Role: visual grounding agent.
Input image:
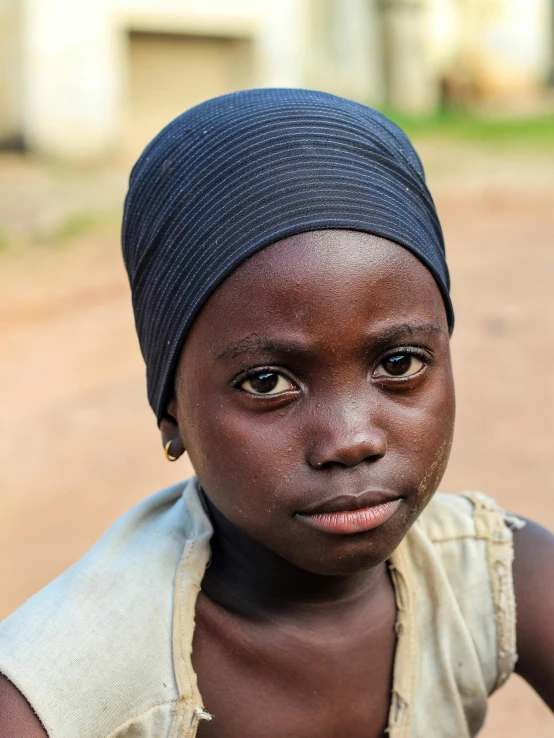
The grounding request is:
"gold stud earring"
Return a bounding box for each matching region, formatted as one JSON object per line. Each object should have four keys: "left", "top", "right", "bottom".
{"left": 164, "top": 439, "right": 179, "bottom": 462}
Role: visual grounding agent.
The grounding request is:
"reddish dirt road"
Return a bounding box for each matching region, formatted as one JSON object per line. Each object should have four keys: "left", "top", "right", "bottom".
{"left": 0, "top": 144, "right": 553, "bottom": 734}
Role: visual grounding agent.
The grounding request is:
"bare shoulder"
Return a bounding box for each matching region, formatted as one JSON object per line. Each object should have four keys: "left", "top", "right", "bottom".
{"left": 513, "top": 518, "right": 554, "bottom": 711}
{"left": 0, "top": 674, "right": 48, "bottom": 737}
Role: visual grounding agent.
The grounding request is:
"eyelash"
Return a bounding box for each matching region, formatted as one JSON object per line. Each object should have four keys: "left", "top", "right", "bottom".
{"left": 377, "top": 346, "right": 433, "bottom": 373}
{"left": 232, "top": 366, "right": 298, "bottom": 390}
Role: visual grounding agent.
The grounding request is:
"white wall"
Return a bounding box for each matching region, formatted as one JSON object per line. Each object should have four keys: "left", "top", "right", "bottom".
{"left": 21, "top": 0, "right": 120, "bottom": 157}
{"left": 455, "top": 0, "right": 552, "bottom": 96}
{"left": 0, "top": 0, "right": 23, "bottom": 144}
{"left": 303, "top": 0, "right": 386, "bottom": 105}
{"left": 425, "top": 0, "right": 461, "bottom": 74}
{"left": 18, "top": 0, "right": 312, "bottom": 158}
{"left": 474, "top": 0, "right": 552, "bottom": 92}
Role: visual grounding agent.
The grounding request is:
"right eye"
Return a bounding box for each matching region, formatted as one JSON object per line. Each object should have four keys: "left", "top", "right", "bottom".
{"left": 374, "top": 353, "right": 425, "bottom": 379}
{"left": 239, "top": 371, "right": 296, "bottom": 395}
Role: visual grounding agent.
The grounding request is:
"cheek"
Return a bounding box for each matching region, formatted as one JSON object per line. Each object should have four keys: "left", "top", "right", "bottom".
{"left": 180, "top": 395, "right": 298, "bottom": 513}
{"left": 389, "top": 371, "right": 455, "bottom": 498}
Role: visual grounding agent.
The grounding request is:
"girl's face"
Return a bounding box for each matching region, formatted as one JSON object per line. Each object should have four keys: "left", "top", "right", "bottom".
{"left": 169, "top": 230, "right": 455, "bottom": 576}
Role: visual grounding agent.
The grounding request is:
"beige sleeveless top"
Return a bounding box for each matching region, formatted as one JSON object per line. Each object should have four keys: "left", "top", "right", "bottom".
{"left": 0, "top": 478, "right": 522, "bottom": 737}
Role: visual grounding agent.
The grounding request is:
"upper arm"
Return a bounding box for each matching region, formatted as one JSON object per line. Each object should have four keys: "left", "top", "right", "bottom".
{"left": 0, "top": 673, "right": 48, "bottom": 737}
{"left": 513, "top": 517, "right": 554, "bottom": 711}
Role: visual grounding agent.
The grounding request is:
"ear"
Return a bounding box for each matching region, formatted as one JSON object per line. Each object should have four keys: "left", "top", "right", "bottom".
{"left": 159, "top": 398, "right": 185, "bottom": 461}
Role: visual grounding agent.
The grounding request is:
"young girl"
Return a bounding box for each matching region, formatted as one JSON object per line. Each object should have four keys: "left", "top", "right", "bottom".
{"left": 0, "top": 88, "right": 552, "bottom": 738}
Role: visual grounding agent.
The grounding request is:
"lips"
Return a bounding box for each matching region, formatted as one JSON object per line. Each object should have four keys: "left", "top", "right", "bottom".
{"left": 298, "top": 490, "right": 401, "bottom": 516}
{"left": 296, "top": 491, "right": 403, "bottom": 535}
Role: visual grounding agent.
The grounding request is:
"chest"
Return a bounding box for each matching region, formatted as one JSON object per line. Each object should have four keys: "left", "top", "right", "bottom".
{"left": 192, "top": 592, "right": 397, "bottom": 738}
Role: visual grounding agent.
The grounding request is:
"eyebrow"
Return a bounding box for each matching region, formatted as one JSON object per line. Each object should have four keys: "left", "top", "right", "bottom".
{"left": 217, "top": 334, "right": 311, "bottom": 361}
{"left": 372, "top": 322, "right": 443, "bottom": 347}
{"left": 217, "top": 322, "right": 443, "bottom": 361}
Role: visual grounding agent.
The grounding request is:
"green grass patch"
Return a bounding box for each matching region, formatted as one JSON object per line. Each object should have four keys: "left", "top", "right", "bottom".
{"left": 381, "top": 107, "right": 554, "bottom": 146}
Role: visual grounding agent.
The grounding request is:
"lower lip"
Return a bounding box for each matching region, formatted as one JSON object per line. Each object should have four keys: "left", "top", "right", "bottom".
{"left": 297, "top": 499, "right": 402, "bottom": 535}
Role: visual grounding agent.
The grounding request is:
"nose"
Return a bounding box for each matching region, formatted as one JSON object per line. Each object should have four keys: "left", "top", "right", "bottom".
{"left": 306, "top": 401, "right": 387, "bottom": 470}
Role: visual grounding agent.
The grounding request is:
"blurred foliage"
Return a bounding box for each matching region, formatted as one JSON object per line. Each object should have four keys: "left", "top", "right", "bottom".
{"left": 37, "top": 211, "right": 120, "bottom": 249}
{"left": 0, "top": 211, "right": 121, "bottom": 257}
{"left": 50, "top": 212, "right": 104, "bottom": 244}
{"left": 383, "top": 108, "right": 554, "bottom": 146}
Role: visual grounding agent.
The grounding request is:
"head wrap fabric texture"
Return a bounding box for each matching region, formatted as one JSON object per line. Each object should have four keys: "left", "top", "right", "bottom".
{"left": 122, "top": 88, "right": 453, "bottom": 422}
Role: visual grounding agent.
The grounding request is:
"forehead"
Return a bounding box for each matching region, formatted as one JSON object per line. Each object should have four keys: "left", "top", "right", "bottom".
{"left": 186, "top": 230, "right": 448, "bottom": 352}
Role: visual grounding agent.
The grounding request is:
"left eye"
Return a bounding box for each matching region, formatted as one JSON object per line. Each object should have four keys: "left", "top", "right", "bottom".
{"left": 240, "top": 371, "right": 295, "bottom": 395}
{"left": 374, "top": 354, "right": 424, "bottom": 378}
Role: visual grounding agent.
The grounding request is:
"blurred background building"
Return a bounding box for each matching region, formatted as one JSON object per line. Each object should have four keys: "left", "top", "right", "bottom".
{"left": 1, "top": 0, "right": 553, "bottom": 159}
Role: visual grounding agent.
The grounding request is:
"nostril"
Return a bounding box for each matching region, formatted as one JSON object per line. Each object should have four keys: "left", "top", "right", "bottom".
{"left": 309, "top": 449, "right": 385, "bottom": 472}
{"left": 312, "top": 459, "right": 334, "bottom": 471}
{"left": 315, "top": 460, "right": 345, "bottom": 472}
{"left": 307, "top": 429, "right": 387, "bottom": 470}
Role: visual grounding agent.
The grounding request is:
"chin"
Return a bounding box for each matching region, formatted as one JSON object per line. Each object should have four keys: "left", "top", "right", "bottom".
{"left": 287, "top": 539, "right": 395, "bottom": 577}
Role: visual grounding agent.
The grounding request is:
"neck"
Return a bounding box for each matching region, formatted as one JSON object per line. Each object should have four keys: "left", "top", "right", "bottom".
{"left": 200, "top": 494, "right": 390, "bottom": 621}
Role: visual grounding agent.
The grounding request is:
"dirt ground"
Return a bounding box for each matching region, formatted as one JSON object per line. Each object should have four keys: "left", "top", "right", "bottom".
{"left": 0, "top": 142, "right": 553, "bottom": 734}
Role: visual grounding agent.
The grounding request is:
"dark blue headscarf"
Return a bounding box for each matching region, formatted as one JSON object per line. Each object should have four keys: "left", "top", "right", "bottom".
{"left": 122, "top": 88, "right": 453, "bottom": 422}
